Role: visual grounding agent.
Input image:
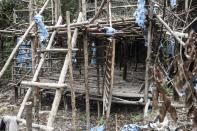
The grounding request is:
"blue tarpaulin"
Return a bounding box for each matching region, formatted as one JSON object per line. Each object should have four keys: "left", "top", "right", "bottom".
{"left": 90, "top": 125, "right": 104, "bottom": 131}
{"left": 170, "top": 0, "right": 176, "bottom": 7}
{"left": 103, "top": 27, "right": 117, "bottom": 36}
{"left": 16, "top": 37, "right": 32, "bottom": 67}
{"left": 133, "top": 0, "right": 147, "bottom": 28}
{"left": 34, "top": 14, "right": 49, "bottom": 42}
{"left": 121, "top": 124, "right": 140, "bottom": 131}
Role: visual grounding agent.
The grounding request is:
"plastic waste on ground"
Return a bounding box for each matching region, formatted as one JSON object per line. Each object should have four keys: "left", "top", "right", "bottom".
{"left": 90, "top": 125, "right": 105, "bottom": 131}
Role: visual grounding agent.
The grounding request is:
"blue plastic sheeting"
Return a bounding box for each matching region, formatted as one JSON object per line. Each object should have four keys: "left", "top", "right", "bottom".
{"left": 133, "top": 0, "right": 147, "bottom": 28}
{"left": 170, "top": 0, "right": 176, "bottom": 7}
{"left": 167, "top": 37, "right": 175, "bottom": 56}
{"left": 121, "top": 124, "right": 140, "bottom": 131}
{"left": 34, "top": 14, "right": 49, "bottom": 42}
{"left": 16, "top": 37, "right": 32, "bottom": 67}
{"left": 91, "top": 42, "right": 96, "bottom": 65}
{"left": 90, "top": 125, "right": 105, "bottom": 131}
{"left": 103, "top": 27, "right": 117, "bottom": 36}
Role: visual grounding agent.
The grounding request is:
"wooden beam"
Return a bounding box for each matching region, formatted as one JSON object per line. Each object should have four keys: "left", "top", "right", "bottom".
{"left": 21, "top": 81, "right": 67, "bottom": 89}
{"left": 37, "top": 48, "right": 78, "bottom": 53}
{"left": 0, "top": 0, "right": 51, "bottom": 79}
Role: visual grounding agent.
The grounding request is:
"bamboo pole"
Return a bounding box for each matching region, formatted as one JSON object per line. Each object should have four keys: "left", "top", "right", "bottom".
{"left": 0, "top": 0, "right": 51, "bottom": 79}
{"left": 106, "top": 39, "right": 115, "bottom": 118}
{"left": 17, "top": 16, "right": 63, "bottom": 118}
{"left": 84, "top": 31, "right": 90, "bottom": 131}
{"left": 82, "top": 0, "right": 86, "bottom": 20}
{"left": 156, "top": 15, "right": 186, "bottom": 46}
{"left": 108, "top": 0, "right": 112, "bottom": 27}
{"left": 66, "top": 11, "right": 77, "bottom": 130}
{"left": 144, "top": 2, "right": 153, "bottom": 103}
{"left": 47, "top": 12, "right": 83, "bottom": 127}
{"left": 26, "top": 102, "right": 32, "bottom": 131}
{"left": 29, "top": 0, "right": 33, "bottom": 24}
{"left": 21, "top": 81, "right": 67, "bottom": 88}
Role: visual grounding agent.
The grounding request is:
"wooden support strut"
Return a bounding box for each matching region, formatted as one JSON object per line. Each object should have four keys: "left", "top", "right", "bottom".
{"left": 0, "top": 0, "right": 51, "bottom": 79}
{"left": 21, "top": 81, "right": 67, "bottom": 89}
{"left": 47, "top": 12, "right": 83, "bottom": 127}
{"left": 17, "top": 16, "right": 63, "bottom": 119}
{"left": 66, "top": 11, "right": 77, "bottom": 130}
{"left": 156, "top": 15, "right": 186, "bottom": 46}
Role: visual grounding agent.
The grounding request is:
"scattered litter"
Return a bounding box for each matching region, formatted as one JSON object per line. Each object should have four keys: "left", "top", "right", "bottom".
{"left": 34, "top": 14, "right": 49, "bottom": 42}
{"left": 121, "top": 124, "right": 140, "bottom": 131}
{"left": 90, "top": 125, "right": 105, "bottom": 131}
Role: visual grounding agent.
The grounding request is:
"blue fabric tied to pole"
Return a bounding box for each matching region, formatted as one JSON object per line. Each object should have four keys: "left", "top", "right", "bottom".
{"left": 170, "top": 0, "right": 176, "bottom": 7}
{"left": 103, "top": 27, "right": 117, "bottom": 36}
{"left": 34, "top": 14, "right": 49, "bottom": 42}
{"left": 133, "top": 0, "right": 147, "bottom": 28}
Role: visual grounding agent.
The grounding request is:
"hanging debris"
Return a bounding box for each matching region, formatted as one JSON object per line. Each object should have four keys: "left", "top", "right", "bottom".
{"left": 133, "top": 0, "right": 147, "bottom": 28}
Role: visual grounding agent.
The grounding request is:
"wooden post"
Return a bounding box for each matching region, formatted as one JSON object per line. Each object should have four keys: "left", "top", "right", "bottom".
{"left": 82, "top": 0, "right": 86, "bottom": 20}
{"left": 47, "top": 13, "right": 83, "bottom": 127}
{"left": 54, "top": 0, "right": 61, "bottom": 22}
{"left": 108, "top": 0, "right": 112, "bottom": 27}
{"left": 31, "top": 29, "right": 40, "bottom": 123}
{"left": 0, "top": 0, "right": 51, "bottom": 79}
{"left": 96, "top": 42, "right": 100, "bottom": 118}
{"left": 29, "top": 0, "right": 33, "bottom": 24}
{"left": 51, "top": 0, "right": 54, "bottom": 24}
{"left": 185, "top": 0, "right": 188, "bottom": 10}
{"left": 66, "top": 11, "right": 77, "bottom": 131}
{"left": 106, "top": 39, "right": 115, "bottom": 118}
{"left": 26, "top": 102, "right": 32, "bottom": 131}
{"left": 78, "top": 0, "right": 82, "bottom": 12}
{"left": 84, "top": 32, "right": 90, "bottom": 131}
{"left": 95, "top": 0, "right": 97, "bottom": 14}
{"left": 123, "top": 40, "right": 127, "bottom": 80}
{"left": 144, "top": 1, "right": 153, "bottom": 103}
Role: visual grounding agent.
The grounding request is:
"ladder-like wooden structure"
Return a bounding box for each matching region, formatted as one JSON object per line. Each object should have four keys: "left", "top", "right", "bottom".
{"left": 103, "top": 39, "right": 115, "bottom": 118}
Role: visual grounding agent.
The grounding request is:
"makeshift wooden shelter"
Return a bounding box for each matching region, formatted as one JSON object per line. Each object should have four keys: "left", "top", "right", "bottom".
{"left": 0, "top": 0, "right": 196, "bottom": 130}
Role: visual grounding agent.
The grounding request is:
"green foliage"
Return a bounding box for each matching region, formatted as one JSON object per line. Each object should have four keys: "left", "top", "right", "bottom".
{"left": 0, "top": 0, "right": 15, "bottom": 29}
{"left": 61, "top": 0, "right": 79, "bottom": 20}
{"left": 96, "top": 116, "right": 105, "bottom": 125}
{"left": 130, "top": 113, "right": 141, "bottom": 122}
